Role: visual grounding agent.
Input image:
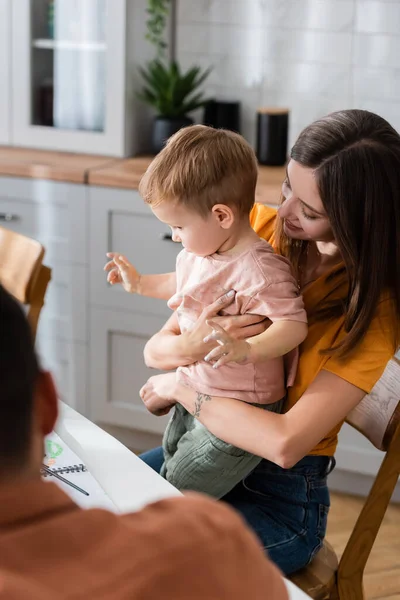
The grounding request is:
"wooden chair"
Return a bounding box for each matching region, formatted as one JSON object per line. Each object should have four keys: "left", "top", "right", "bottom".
{"left": 289, "top": 357, "right": 400, "bottom": 600}
{"left": 0, "top": 226, "right": 51, "bottom": 340}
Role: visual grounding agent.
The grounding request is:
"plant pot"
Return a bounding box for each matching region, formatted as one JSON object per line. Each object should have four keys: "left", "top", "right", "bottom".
{"left": 152, "top": 116, "right": 194, "bottom": 154}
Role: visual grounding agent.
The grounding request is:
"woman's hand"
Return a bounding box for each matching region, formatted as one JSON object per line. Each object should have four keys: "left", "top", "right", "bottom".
{"left": 143, "top": 290, "right": 269, "bottom": 372}
{"left": 204, "top": 321, "right": 252, "bottom": 368}
{"left": 140, "top": 373, "right": 178, "bottom": 416}
{"left": 184, "top": 291, "right": 269, "bottom": 361}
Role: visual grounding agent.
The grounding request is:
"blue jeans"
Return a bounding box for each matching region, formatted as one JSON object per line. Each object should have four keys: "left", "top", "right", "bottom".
{"left": 140, "top": 446, "right": 335, "bottom": 576}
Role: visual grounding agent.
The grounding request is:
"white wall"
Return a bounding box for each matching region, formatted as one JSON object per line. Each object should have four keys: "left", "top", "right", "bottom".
{"left": 176, "top": 0, "right": 400, "bottom": 148}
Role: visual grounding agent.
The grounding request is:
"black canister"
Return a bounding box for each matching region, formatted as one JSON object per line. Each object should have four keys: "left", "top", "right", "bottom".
{"left": 203, "top": 100, "right": 241, "bottom": 133}
{"left": 256, "top": 108, "right": 289, "bottom": 166}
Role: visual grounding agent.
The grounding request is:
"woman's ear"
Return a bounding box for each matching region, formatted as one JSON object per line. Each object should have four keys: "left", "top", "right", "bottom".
{"left": 211, "top": 204, "right": 235, "bottom": 229}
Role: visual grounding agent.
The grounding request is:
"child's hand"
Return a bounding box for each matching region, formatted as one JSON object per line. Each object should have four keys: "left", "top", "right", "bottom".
{"left": 104, "top": 253, "right": 141, "bottom": 294}
{"left": 203, "top": 321, "right": 252, "bottom": 368}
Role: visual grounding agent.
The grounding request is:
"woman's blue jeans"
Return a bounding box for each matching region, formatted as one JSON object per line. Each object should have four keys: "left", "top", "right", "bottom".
{"left": 140, "top": 446, "right": 335, "bottom": 576}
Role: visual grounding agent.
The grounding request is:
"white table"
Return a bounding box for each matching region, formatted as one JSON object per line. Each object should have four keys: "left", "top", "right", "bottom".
{"left": 56, "top": 402, "right": 310, "bottom": 600}
{"left": 55, "top": 402, "right": 181, "bottom": 513}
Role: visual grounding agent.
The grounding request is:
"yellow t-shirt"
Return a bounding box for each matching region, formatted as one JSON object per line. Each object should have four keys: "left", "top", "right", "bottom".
{"left": 250, "top": 204, "right": 395, "bottom": 456}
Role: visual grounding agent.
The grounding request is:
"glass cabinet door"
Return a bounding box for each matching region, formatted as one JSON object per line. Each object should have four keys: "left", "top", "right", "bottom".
{"left": 0, "top": 0, "right": 11, "bottom": 144}
{"left": 12, "top": 0, "right": 127, "bottom": 155}
{"left": 31, "top": 0, "right": 106, "bottom": 132}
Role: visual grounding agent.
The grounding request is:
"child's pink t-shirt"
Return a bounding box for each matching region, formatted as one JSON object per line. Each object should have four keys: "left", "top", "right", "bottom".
{"left": 168, "top": 239, "right": 307, "bottom": 405}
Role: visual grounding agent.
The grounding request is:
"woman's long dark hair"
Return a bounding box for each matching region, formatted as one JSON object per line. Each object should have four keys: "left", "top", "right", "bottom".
{"left": 276, "top": 109, "right": 400, "bottom": 357}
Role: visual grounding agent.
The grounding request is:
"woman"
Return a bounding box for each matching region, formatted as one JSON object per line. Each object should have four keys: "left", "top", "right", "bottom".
{"left": 111, "top": 110, "right": 400, "bottom": 575}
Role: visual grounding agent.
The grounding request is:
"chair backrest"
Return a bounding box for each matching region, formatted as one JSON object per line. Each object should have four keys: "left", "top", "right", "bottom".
{"left": 338, "top": 357, "right": 400, "bottom": 598}
{"left": 346, "top": 357, "right": 400, "bottom": 451}
{"left": 0, "top": 226, "right": 51, "bottom": 340}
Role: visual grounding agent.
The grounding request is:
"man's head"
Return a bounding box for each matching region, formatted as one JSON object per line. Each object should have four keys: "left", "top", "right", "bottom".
{"left": 0, "top": 285, "right": 57, "bottom": 481}
{"left": 139, "top": 125, "right": 258, "bottom": 256}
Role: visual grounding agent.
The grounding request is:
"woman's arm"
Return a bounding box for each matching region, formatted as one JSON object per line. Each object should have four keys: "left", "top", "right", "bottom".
{"left": 144, "top": 292, "right": 270, "bottom": 371}
{"left": 141, "top": 370, "right": 365, "bottom": 468}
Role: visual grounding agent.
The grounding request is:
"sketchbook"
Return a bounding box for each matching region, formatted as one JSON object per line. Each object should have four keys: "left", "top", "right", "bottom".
{"left": 43, "top": 431, "right": 118, "bottom": 512}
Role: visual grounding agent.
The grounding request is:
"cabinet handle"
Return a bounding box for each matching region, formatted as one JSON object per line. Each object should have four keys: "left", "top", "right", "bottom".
{"left": 161, "top": 232, "right": 173, "bottom": 241}
{"left": 0, "top": 213, "right": 19, "bottom": 222}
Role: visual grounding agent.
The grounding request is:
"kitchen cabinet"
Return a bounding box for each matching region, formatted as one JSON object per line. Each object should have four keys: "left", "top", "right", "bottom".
{"left": 8, "top": 0, "right": 148, "bottom": 156}
{"left": 0, "top": 175, "right": 89, "bottom": 411}
{"left": 0, "top": 0, "right": 11, "bottom": 144}
{"left": 89, "top": 307, "right": 169, "bottom": 433}
{"left": 89, "top": 186, "right": 181, "bottom": 317}
{"left": 88, "top": 185, "right": 181, "bottom": 434}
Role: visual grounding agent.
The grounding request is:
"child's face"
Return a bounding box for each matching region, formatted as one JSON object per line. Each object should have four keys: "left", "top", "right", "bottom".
{"left": 151, "top": 201, "right": 230, "bottom": 257}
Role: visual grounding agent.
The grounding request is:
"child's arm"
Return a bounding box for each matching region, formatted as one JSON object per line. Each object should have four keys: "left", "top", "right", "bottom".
{"left": 104, "top": 253, "right": 176, "bottom": 300}
{"left": 204, "top": 319, "right": 307, "bottom": 368}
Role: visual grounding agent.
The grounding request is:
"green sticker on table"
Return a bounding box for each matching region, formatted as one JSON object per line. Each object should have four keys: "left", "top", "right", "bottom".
{"left": 46, "top": 439, "right": 63, "bottom": 458}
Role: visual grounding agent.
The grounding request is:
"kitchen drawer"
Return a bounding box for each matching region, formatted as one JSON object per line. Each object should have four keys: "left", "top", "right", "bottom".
{"left": 89, "top": 186, "right": 180, "bottom": 317}
{"left": 36, "top": 335, "right": 88, "bottom": 414}
{"left": 0, "top": 176, "right": 88, "bottom": 265}
{"left": 37, "top": 263, "right": 88, "bottom": 343}
{"left": 89, "top": 307, "right": 169, "bottom": 434}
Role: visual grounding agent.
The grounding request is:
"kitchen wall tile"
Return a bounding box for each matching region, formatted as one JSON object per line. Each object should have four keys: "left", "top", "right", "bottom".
{"left": 177, "top": 0, "right": 265, "bottom": 28}
{"left": 350, "top": 97, "right": 400, "bottom": 131}
{"left": 263, "top": 30, "right": 352, "bottom": 65}
{"left": 263, "top": 90, "right": 352, "bottom": 147}
{"left": 178, "top": 23, "right": 264, "bottom": 59}
{"left": 355, "top": 1, "right": 400, "bottom": 35}
{"left": 176, "top": 24, "right": 210, "bottom": 54}
{"left": 353, "top": 33, "right": 400, "bottom": 68}
{"left": 263, "top": 62, "right": 351, "bottom": 98}
{"left": 175, "top": 0, "right": 399, "bottom": 150}
{"left": 262, "top": 0, "right": 355, "bottom": 32}
{"left": 178, "top": 0, "right": 355, "bottom": 31}
{"left": 208, "top": 24, "right": 264, "bottom": 58}
{"left": 353, "top": 67, "right": 400, "bottom": 101}
{"left": 179, "top": 53, "right": 264, "bottom": 88}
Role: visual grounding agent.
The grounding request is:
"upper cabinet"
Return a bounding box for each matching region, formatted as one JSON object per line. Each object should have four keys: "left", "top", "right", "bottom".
{"left": 8, "top": 0, "right": 145, "bottom": 156}
{"left": 0, "top": 0, "right": 11, "bottom": 145}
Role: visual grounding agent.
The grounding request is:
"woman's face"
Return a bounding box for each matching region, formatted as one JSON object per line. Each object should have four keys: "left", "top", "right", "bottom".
{"left": 278, "top": 160, "right": 334, "bottom": 242}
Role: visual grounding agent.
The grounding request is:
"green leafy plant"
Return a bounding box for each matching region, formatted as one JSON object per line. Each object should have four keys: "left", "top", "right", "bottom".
{"left": 139, "top": 0, "right": 212, "bottom": 118}
{"left": 138, "top": 60, "right": 212, "bottom": 118}
{"left": 145, "top": 0, "right": 170, "bottom": 59}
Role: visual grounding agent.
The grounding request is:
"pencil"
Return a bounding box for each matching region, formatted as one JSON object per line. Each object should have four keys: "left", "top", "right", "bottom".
{"left": 41, "top": 464, "right": 90, "bottom": 496}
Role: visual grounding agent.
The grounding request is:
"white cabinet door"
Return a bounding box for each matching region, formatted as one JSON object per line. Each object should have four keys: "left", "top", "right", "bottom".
{"left": 89, "top": 307, "right": 170, "bottom": 434}
{"left": 90, "top": 186, "right": 181, "bottom": 317}
{"left": 0, "top": 176, "right": 89, "bottom": 414}
{"left": 0, "top": 177, "right": 88, "bottom": 265}
{"left": 11, "top": 0, "right": 127, "bottom": 155}
{"left": 0, "top": 0, "right": 11, "bottom": 144}
{"left": 37, "top": 263, "right": 88, "bottom": 344}
{"left": 37, "top": 336, "right": 88, "bottom": 413}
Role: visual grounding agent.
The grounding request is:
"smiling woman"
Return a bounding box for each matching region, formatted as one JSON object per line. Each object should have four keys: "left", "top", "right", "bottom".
{"left": 127, "top": 109, "right": 400, "bottom": 576}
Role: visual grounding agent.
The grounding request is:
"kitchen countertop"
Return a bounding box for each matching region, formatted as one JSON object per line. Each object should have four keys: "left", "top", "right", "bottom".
{"left": 0, "top": 147, "right": 117, "bottom": 184}
{"left": 89, "top": 156, "right": 285, "bottom": 206}
{"left": 0, "top": 148, "right": 285, "bottom": 205}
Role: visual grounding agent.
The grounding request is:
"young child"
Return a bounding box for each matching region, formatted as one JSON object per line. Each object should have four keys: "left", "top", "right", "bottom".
{"left": 106, "top": 125, "right": 307, "bottom": 498}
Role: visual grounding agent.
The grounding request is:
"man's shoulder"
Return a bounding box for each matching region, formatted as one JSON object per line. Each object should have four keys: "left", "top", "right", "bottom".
{"left": 120, "top": 493, "right": 245, "bottom": 539}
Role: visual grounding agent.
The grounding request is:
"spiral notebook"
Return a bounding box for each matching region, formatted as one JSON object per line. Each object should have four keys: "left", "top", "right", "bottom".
{"left": 43, "top": 432, "right": 118, "bottom": 512}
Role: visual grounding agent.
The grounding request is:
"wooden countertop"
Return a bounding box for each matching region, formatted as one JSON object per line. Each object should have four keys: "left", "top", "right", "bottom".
{"left": 0, "top": 147, "right": 117, "bottom": 184}
{"left": 0, "top": 148, "right": 285, "bottom": 204}
{"left": 89, "top": 156, "right": 285, "bottom": 206}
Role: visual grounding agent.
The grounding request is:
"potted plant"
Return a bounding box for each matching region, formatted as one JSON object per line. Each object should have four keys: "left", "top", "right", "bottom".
{"left": 138, "top": 0, "right": 212, "bottom": 153}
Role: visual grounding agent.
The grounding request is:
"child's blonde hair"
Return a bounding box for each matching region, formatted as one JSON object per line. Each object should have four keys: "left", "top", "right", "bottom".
{"left": 139, "top": 125, "right": 258, "bottom": 217}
